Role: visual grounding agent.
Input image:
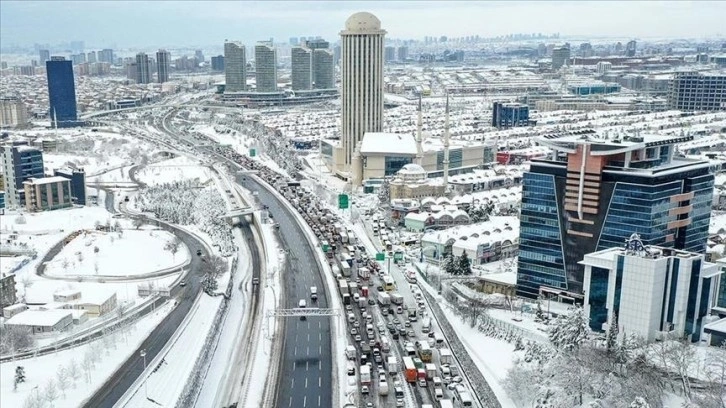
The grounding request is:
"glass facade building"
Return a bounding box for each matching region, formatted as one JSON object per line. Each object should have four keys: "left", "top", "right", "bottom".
{"left": 517, "top": 134, "right": 715, "bottom": 300}
{"left": 46, "top": 58, "right": 79, "bottom": 128}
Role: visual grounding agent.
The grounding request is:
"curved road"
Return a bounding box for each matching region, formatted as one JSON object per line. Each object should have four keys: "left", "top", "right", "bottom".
{"left": 237, "top": 175, "right": 333, "bottom": 408}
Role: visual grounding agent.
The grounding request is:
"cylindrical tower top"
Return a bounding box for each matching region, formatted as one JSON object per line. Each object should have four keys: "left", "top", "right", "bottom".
{"left": 342, "top": 12, "right": 386, "bottom": 34}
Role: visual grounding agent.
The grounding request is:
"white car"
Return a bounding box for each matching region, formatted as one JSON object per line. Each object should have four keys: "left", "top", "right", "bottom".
{"left": 361, "top": 385, "right": 369, "bottom": 394}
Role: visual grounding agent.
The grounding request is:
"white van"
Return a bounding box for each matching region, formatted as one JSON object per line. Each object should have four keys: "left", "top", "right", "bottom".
{"left": 299, "top": 299, "right": 307, "bottom": 321}
{"left": 434, "top": 388, "right": 443, "bottom": 400}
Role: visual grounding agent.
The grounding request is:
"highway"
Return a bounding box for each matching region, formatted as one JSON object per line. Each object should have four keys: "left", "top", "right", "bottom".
{"left": 237, "top": 175, "right": 333, "bottom": 408}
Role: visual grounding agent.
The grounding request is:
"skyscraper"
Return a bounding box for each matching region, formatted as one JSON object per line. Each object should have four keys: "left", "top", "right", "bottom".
{"left": 39, "top": 49, "right": 50, "bottom": 63}
{"left": 385, "top": 46, "right": 396, "bottom": 62}
{"left": 135, "top": 53, "right": 151, "bottom": 84}
{"left": 291, "top": 46, "right": 312, "bottom": 90}
{"left": 625, "top": 40, "right": 637, "bottom": 57}
{"left": 340, "top": 12, "right": 386, "bottom": 170}
{"left": 86, "top": 51, "right": 97, "bottom": 63}
{"left": 224, "top": 41, "right": 246, "bottom": 92}
{"left": 99, "top": 49, "right": 114, "bottom": 64}
{"left": 313, "top": 49, "right": 334, "bottom": 89}
{"left": 1, "top": 142, "right": 44, "bottom": 209}
{"left": 397, "top": 46, "right": 408, "bottom": 62}
{"left": 516, "top": 133, "right": 714, "bottom": 299}
{"left": 46, "top": 57, "right": 78, "bottom": 128}
{"left": 551, "top": 46, "right": 570, "bottom": 70}
{"left": 156, "top": 49, "right": 171, "bottom": 83}
{"left": 195, "top": 49, "right": 204, "bottom": 63}
{"left": 211, "top": 55, "right": 225, "bottom": 71}
{"left": 255, "top": 41, "right": 277, "bottom": 92}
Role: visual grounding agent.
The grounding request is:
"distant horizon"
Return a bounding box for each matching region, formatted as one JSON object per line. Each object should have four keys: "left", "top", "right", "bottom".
{"left": 1, "top": 1, "right": 725, "bottom": 49}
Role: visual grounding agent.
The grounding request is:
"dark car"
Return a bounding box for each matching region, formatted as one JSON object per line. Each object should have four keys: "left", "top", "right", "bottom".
{"left": 196, "top": 249, "right": 203, "bottom": 256}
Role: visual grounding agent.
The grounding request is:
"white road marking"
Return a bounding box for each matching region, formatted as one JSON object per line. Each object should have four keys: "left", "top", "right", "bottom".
{"left": 306, "top": 346, "right": 310, "bottom": 355}
{"left": 294, "top": 346, "right": 297, "bottom": 356}
{"left": 318, "top": 377, "right": 321, "bottom": 387}
{"left": 306, "top": 361, "right": 309, "bottom": 371}
{"left": 307, "top": 333, "right": 310, "bottom": 341}
{"left": 318, "top": 321, "right": 321, "bottom": 328}
{"left": 289, "top": 397, "right": 292, "bottom": 407}
{"left": 291, "top": 378, "right": 294, "bottom": 388}
{"left": 293, "top": 361, "right": 296, "bottom": 370}
{"left": 319, "top": 345, "right": 322, "bottom": 354}
{"left": 303, "top": 396, "right": 307, "bottom": 407}
{"left": 319, "top": 332, "right": 321, "bottom": 341}
{"left": 319, "top": 360, "right": 322, "bottom": 370}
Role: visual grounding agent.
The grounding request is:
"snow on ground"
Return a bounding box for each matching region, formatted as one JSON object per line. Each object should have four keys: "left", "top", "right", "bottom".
{"left": 43, "top": 228, "right": 189, "bottom": 278}
{"left": 0, "top": 301, "right": 174, "bottom": 408}
{"left": 88, "top": 165, "right": 135, "bottom": 183}
{"left": 135, "top": 156, "right": 212, "bottom": 186}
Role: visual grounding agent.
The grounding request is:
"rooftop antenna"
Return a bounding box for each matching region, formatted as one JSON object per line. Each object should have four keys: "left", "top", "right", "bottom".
{"left": 415, "top": 93, "right": 424, "bottom": 165}
{"left": 443, "top": 92, "right": 451, "bottom": 188}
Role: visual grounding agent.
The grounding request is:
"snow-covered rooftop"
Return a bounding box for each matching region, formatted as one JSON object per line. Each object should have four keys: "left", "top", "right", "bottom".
{"left": 360, "top": 132, "right": 417, "bottom": 156}
{"left": 5, "top": 309, "right": 72, "bottom": 327}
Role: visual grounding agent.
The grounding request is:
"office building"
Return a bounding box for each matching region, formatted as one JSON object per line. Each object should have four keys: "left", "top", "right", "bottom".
{"left": 596, "top": 61, "right": 612, "bottom": 75}
{"left": 291, "top": 46, "right": 313, "bottom": 90}
{"left": 582, "top": 237, "right": 721, "bottom": 342}
{"left": 46, "top": 57, "right": 79, "bottom": 128}
{"left": 70, "top": 53, "right": 86, "bottom": 65}
{"left": 211, "top": 55, "right": 224, "bottom": 71}
{"left": 516, "top": 133, "right": 714, "bottom": 299}
{"left": 385, "top": 46, "right": 396, "bottom": 62}
{"left": 0, "top": 97, "right": 29, "bottom": 128}
{"left": 668, "top": 71, "right": 726, "bottom": 111}
{"left": 313, "top": 49, "right": 334, "bottom": 89}
{"left": 255, "top": 41, "right": 277, "bottom": 92}
{"left": 39, "top": 49, "right": 50, "bottom": 63}
{"left": 305, "top": 38, "right": 330, "bottom": 50}
{"left": 20, "top": 66, "right": 34, "bottom": 76}
{"left": 492, "top": 102, "right": 530, "bottom": 128}
{"left": 0, "top": 274, "right": 17, "bottom": 310}
{"left": 333, "top": 45, "right": 341, "bottom": 65}
{"left": 86, "top": 51, "right": 97, "bottom": 63}
{"left": 340, "top": 12, "right": 386, "bottom": 171}
{"left": 625, "top": 40, "right": 637, "bottom": 57}
{"left": 224, "top": 41, "right": 246, "bottom": 92}
{"left": 1, "top": 142, "right": 44, "bottom": 209}
{"left": 398, "top": 46, "right": 409, "bottom": 62}
{"left": 23, "top": 176, "right": 72, "bottom": 212}
{"left": 551, "top": 46, "right": 570, "bottom": 70}
{"left": 99, "top": 49, "right": 114, "bottom": 64}
{"left": 54, "top": 168, "right": 86, "bottom": 205}
{"left": 195, "top": 50, "right": 204, "bottom": 63}
{"left": 579, "top": 43, "right": 593, "bottom": 58}
{"left": 156, "top": 49, "right": 170, "bottom": 83}
{"left": 135, "top": 53, "right": 151, "bottom": 84}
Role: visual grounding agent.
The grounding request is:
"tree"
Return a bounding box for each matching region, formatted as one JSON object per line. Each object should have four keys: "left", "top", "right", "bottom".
{"left": 441, "top": 253, "right": 457, "bottom": 275}
{"left": 548, "top": 306, "right": 589, "bottom": 352}
{"left": 14, "top": 366, "right": 25, "bottom": 391}
{"left": 606, "top": 311, "right": 619, "bottom": 354}
{"left": 67, "top": 358, "right": 81, "bottom": 388}
{"left": 458, "top": 252, "right": 472, "bottom": 275}
{"left": 1, "top": 325, "right": 35, "bottom": 355}
{"left": 629, "top": 397, "right": 651, "bottom": 408}
{"left": 693, "top": 341, "right": 726, "bottom": 408}
{"left": 164, "top": 236, "right": 182, "bottom": 260}
{"left": 113, "top": 220, "right": 121, "bottom": 232}
{"left": 56, "top": 366, "right": 70, "bottom": 399}
{"left": 133, "top": 218, "right": 144, "bottom": 229}
{"left": 202, "top": 274, "right": 218, "bottom": 295}
{"left": 202, "top": 255, "right": 227, "bottom": 278}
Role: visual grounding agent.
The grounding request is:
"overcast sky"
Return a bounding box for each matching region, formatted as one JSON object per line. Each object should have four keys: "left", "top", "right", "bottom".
{"left": 1, "top": 1, "right": 724, "bottom": 49}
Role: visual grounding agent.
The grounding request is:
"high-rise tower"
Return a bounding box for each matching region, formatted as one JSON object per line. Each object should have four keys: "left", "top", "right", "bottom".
{"left": 291, "top": 46, "right": 312, "bottom": 90}
{"left": 340, "top": 12, "right": 386, "bottom": 172}
{"left": 135, "top": 52, "right": 151, "bottom": 84}
{"left": 46, "top": 57, "right": 78, "bottom": 128}
{"left": 224, "top": 41, "right": 246, "bottom": 92}
{"left": 255, "top": 41, "right": 277, "bottom": 92}
{"left": 156, "top": 49, "right": 170, "bottom": 83}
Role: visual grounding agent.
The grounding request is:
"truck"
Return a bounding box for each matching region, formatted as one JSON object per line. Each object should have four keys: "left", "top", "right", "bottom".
{"left": 407, "top": 308, "right": 418, "bottom": 322}
{"left": 440, "top": 348, "right": 453, "bottom": 365}
{"left": 340, "top": 262, "right": 352, "bottom": 277}
{"left": 358, "top": 296, "right": 367, "bottom": 307}
{"left": 439, "top": 401, "right": 453, "bottom": 408}
{"left": 421, "top": 317, "right": 432, "bottom": 333}
{"left": 403, "top": 356, "right": 417, "bottom": 383}
{"left": 425, "top": 363, "right": 437, "bottom": 380}
{"left": 418, "top": 342, "right": 433, "bottom": 363}
{"left": 387, "top": 356, "right": 398, "bottom": 374}
{"left": 345, "top": 345, "right": 356, "bottom": 360}
{"left": 381, "top": 337, "right": 390, "bottom": 353}
{"left": 379, "top": 377, "right": 389, "bottom": 396}
{"left": 378, "top": 292, "right": 391, "bottom": 307}
{"left": 417, "top": 368, "right": 427, "bottom": 386}
{"left": 390, "top": 293, "right": 404, "bottom": 305}
{"left": 342, "top": 293, "right": 351, "bottom": 305}
{"left": 360, "top": 286, "right": 369, "bottom": 298}
{"left": 338, "top": 279, "right": 349, "bottom": 295}
{"left": 358, "top": 267, "right": 370, "bottom": 280}
{"left": 310, "top": 286, "right": 318, "bottom": 301}
{"left": 360, "top": 365, "right": 371, "bottom": 386}
{"left": 349, "top": 281, "right": 358, "bottom": 294}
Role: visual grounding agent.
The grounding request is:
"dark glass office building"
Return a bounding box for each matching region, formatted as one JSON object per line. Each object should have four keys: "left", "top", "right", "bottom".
{"left": 46, "top": 57, "right": 80, "bottom": 128}
{"left": 492, "top": 102, "right": 530, "bottom": 129}
{"left": 54, "top": 168, "right": 86, "bottom": 205}
{"left": 517, "top": 133, "right": 715, "bottom": 299}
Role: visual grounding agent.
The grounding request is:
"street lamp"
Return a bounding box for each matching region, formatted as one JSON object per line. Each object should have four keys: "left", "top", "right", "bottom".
{"left": 140, "top": 349, "right": 148, "bottom": 399}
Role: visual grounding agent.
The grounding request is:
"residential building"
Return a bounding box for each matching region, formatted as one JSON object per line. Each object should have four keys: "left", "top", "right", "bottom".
{"left": 86, "top": 51, "right": 96, "bottom": 63}
{"left": 0, "top": 274, "right": 17, "bottom": 309}
{"left": 398, "top": 46, "right": 409, "bottom": 61}
{"left": 0, "top": 96, "right": 29, "bottom": 128}
{"left": 517, "top": 133, "right": 715, "bottom": 300}
{"left": 596, "top": 61, "right": 612, "bottom": 75}
{"left": 3, "top": 303, "right": 27, "bottom": 319}
{"left": 46, "top": 57, "right": 79, "bottom": 127}
{"left": 156, "top": 49, "right": 170, "bottom": 83}
{"left": 581, "top": 237, "right": 722, "bottom": 342}
{"left": 69, "top": 291, "right": 117, "bottom": 317}
{"left": 5, "top": 310, "right": 73, "bottom": 334}
{"left": 39, "top": 49, "right": 50, "bottom": 63}
{"left": 224, "top": 41, "right": 246, "bottom": 92}
{"left": 211, "top": 55, "right": 224, "bottom": 71}
{"left": 195, "top": 49, "right": 204, "bottom": 63}
{"left": 551, "top": 46, "right": 570, "bottom": 70}
{"left": 313, "top": 49, "right": 334, "bottom": 89}
{"left": 98, "top": 49, "right": 114, "bottom": 64}
{"left": 291, "top": 46, "right": 313, "bottom": 90}
{"left": 385, "top": 46, "right": 397, "bottom": 62}
{"left": 23, "top": 176, "right": 73, "bottom": 211}
{"left": 54, "top": 167, "right": 86, "bottom": 205}
{"left": 492, "top": 102, "right": 530, "bottom": 128}
{"left": 135, "top": 52, "right": 151, "bottom": 84}
{"left": 255, "top": 41, "right": 277, "bottom": 92}
{"left": 1, "top": 143, "right": 44, "bottom": 209}
{"left": 340, "top": 12, "right": 386, "bottom": 172}
{"left": 668, "top": 71, "right": 726, "bottom": 111}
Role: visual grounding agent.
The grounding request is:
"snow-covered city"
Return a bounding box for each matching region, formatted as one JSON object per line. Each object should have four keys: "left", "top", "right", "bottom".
{"left": 1, "top": 2, "right": 726, "bottom": 408}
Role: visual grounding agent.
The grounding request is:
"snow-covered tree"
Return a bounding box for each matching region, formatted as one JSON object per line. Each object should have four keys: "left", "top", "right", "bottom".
{"left": 14, "top": 366, "right": 25, "bottom": 390}
{"left": 1, "top": 326, "right": 34, "bottom": 355}
{"left": 132, "top": 218, "right": 144, "bottom": 229}
{"left": 44, "top": 378, "right": 59, "bottom": 407}
{"left": 56, "top": 366, "right": 69, "bottom": 398}
{"left": 606, "top": 311, "right": 619, "bottom": 354}
{"left": 458, "top": 252, "right": 472, "bottom": 275}
{"left": 441, "top": 253, "right": 457, "bottom": 275}
{"left": 67, "top": 359, "right": 80, "bottom": 388}
{"left": 629, "top": 397, "right": 651, "bottom": 408}
{"left": 202, "top": 274, "right": 218, "bottom": 295}
{"left": 548, "top": 306, "right": 589, "bottom": 352}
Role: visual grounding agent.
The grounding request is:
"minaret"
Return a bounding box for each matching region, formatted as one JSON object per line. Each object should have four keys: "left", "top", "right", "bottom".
{"left": 443, "top": 93, "right": 451, "bottom": 187}
{"left": 415, "top": 94, "right": 423, "bottom": 165}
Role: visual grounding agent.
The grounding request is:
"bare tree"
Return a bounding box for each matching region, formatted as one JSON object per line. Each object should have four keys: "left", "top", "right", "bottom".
{"left": 81, "top": 351, "right": 94, "bottom": 383}
{"left": 202, "top": 255, "right": 227, "bottom": 278}
{"left": 132, "top": 218, "right": 145, "bottom": 230}
{"left": 164, "top": 236, "right": 182, "bottom": 260}
{"left": 22, "top": 391, "right": 44, "bottom": 408}
{"left": 44, "top": 378, "right": 59, "bottom": 407}
{"left": 693, "top": 342, "right": 726, "bottom": 408}
{"left": 113, "top": 220, "right": 121, "bottom": 232}
{"left": 56, "top": 366, "right": 70, "bottom": 398}
{"left": 67, "top": 358, "right": 81, "bottom": 388}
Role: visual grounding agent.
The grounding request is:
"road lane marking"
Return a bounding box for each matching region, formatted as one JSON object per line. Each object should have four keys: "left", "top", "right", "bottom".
{"left": 304, "top": 396, "right": 307, "bottom": 407}
{"left": 305, "top": 378, "right": 308, "bottom": 388}
{"left": 318, "top": 395, "right": 321, "bottom": 406}
{"left": 318, "top": 377, "right": 321, "bottom": 387}
{"left": 289, "top": 397, "right": 292, "bottom": 407}
{"left": 306, "top": 361, "right": 309, "bottom": 371}
{"left": 319, "top": 360, "right": 321, "bottom": 370}
{"left": 319, "top": 332, "right": 321, "bottom": 341}
{"left": 307, "top": 333, "right": 310, "bottom": 341}
{"left": 319, "top": 345, "right": 322, "bottom": 354}
{"left": 293, "top": 361, "right": 296, "bottom": 370}
{"left": 294, "top": 346, "right": 297, "bottom": 356}
{"left": 318, "top": 321, "right": 321, "bottom": 328}
{"left": 291, "top": 378, "right": 294, "bottom": 388}
{"left": 306, "top": 346, "right": 310, "bottom": 355}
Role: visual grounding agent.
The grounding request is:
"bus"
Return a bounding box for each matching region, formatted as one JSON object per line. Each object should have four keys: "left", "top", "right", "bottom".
{"left": 402, "top": 356, "right": 417, "bottom": 383}
{"left": 454, "top": 386, "right": 473, "bottom": 408}
{"left": 382, "top": 276, "right": 395, "bottom": 292}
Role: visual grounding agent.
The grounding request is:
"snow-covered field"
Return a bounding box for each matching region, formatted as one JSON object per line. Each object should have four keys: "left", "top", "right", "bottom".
{"left": 135, "top": 156, "right": 212, "bottom": 186}
{"left": 0, "top": 301, "right": 174, "bottom": 408}
{"left": 43, "top": 228, "right": 189, "bottom": 278}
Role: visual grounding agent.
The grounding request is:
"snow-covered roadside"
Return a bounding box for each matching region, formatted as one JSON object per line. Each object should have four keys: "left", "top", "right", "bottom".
{"left": 0, "top": 302, "right": 174, "bottom": 408}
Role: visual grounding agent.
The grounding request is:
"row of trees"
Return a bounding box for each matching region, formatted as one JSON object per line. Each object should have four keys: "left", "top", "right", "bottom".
{"left": 440, "top": 252, "right": 473, "bottom": 275}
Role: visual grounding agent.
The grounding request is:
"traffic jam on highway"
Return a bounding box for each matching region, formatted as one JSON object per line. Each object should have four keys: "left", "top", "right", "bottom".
{"left": 211, "top": 144, "right": 475, "bottom": 408}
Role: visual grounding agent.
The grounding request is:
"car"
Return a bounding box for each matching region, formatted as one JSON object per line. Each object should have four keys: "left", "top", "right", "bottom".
{"left": 369, "top": 339, "right": 376, "bottom": 347}
{"left": 346, "top": 305, "right": 353, "bottom": 312}
{"left": 368, "top": 298, "right": 375, "bottom": 305}
{"left": 447, "top": 383, "right": 457, "bottom": 390}
{"left": 365, "top": 403, "right": 374, "bottom": 408}
{"left": 418, "top": 378, "right": 427, "bottom": 387}
{"left": 393, "top": 318, "right": 400, "bottom": 325}
{"left": 452, "top": 375, "right": 463, "bottom": 383}
{"left": 353, "top": 321, "right": 360, "bottom": 328}
{"left": 252, "top": 278, "right": 259, "bottom": 285}
{"left": 361, "top": 385, "right": 369, "bottom": 394}
{"left": 376, "top": 285, "right": 383, "bottom": 291}
{"left": 396, "top": 306, "right": 403, "bottom": 314}
{"left": 179, "top": 280, "right": 186, "bottom": 287}
{"left": 378, "top": 368, "right": 386, "bottom": 377}
{"left": 396, "top": 399, "right": 404, "bottom": 407}
{"left": 428, "top": 332, "right": 435, "bottom": 338}
{"left": 392, "top": 332, "right": 399, "bottom": 340}
{"left": 407, "top": 330, "right": 415, "bottom": 338}
{"left": 404, "top": 321, "right": 411, "bottom": 328}
{"left": 354, "top": 335, "right": 362, "bottom": 342}
{"left": 350, "top": 328, "right": 358, "bottom": 335}
{"left": 196, "top": 249, "right": 202, "bottom": 256}
{"left": 388, "top": 327, "right": 396, "bottom": 334}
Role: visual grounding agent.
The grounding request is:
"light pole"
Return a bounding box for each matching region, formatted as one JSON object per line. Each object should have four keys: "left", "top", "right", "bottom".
{"left": 140, "top": 349, "right": 148, "bottom": 399}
